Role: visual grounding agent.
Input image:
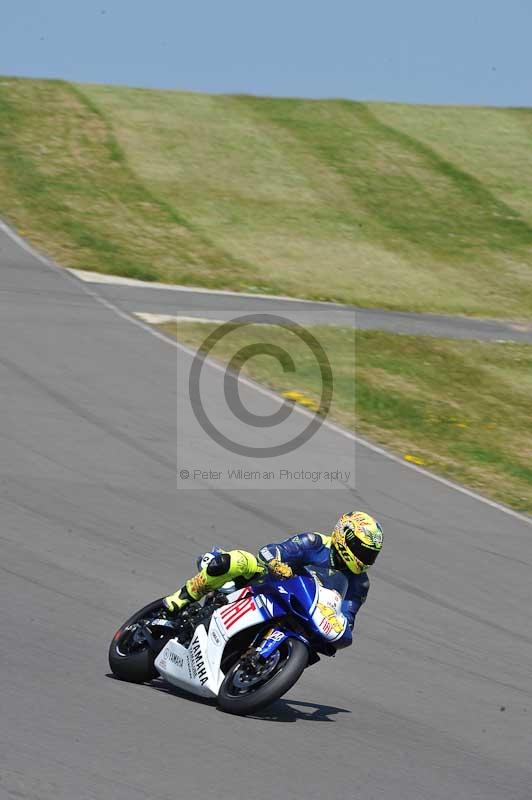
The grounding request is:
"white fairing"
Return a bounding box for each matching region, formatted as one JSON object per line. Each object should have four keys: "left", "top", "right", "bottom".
{"left": 311, "top": 586, "right": 347, "bottom": 642}
{"left": 154, "top": 587, "right": 265, "bottom": 698}
{"left": 155, "top": 628, "right": 214, "bottom": 697}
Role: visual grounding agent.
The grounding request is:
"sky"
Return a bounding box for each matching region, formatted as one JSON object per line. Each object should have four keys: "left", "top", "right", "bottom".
{"left": 1, "top": 0, "right": 531, "bottom": 107}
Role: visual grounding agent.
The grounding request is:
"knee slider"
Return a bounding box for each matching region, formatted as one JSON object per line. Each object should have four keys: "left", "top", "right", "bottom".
{"left": 206, "top": 552, "right": 231, "bottom": 577}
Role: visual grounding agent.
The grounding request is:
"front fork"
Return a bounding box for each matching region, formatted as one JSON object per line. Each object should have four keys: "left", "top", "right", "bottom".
{"left": 253, "top": 625, "right": 309, "bottom": 661}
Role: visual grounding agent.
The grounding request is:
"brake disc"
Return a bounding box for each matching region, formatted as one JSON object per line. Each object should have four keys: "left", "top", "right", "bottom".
{"left": 232, "top": 650, "right": 281, "bottom": 688}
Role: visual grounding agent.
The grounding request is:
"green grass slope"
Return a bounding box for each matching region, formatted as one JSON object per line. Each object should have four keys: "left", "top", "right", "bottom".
{"left": 1, "top": 76, "right": 532, "bottom": 317}
{"left": 167, "top": 321, "right": 532, "bottom": 511}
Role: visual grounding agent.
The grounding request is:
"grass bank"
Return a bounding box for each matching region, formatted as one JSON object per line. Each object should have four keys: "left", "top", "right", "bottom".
{"left": 1, "top": 76, "right": 532, "bottom": 317}
{"left": 164, "top": 320, "right": 532, "bottom": 512}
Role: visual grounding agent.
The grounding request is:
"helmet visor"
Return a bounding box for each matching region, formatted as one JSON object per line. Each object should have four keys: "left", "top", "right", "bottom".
{"left": 346, "top": 533, "right": 380, "bottom": 566}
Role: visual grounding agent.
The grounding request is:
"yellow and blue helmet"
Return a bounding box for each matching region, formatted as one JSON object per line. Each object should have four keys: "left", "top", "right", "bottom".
{"left": 331, "top": 511, "right": 383, "bottom": 574}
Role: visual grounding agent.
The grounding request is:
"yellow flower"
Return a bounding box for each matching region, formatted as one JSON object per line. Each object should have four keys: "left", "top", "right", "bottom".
{"left": 282, "top": 390, "right": 319, "bottom": 412}
{"left": 298, "top": 397, "right": 320, "bottom": 411}
{"left": 282, "top": 390, "right": 305, "bottom": 402}
{"left": 404, "top": 454, "right": 426, "bottom": 466}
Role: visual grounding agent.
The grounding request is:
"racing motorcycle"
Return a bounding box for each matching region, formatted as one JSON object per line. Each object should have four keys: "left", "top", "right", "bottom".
{"left": 109, "top": 566, "right": 349, "bottom": 716}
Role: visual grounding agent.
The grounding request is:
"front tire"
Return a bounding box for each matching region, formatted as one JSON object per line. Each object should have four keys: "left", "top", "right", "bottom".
{"left": 218, "top": 638, "right": 308, "bottom": 716}
{"left": 108, "top": 599, "right": 164, "bottom": 684}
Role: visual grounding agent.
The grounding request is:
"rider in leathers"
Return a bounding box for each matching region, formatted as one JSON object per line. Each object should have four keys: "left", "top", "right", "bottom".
{"left": 164, "top": 511, "right": 383, "bottom": 648}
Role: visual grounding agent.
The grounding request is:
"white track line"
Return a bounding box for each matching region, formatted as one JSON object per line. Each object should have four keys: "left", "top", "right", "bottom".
{"left": 133, "top": 313, "right": 225, "bottom": 325}
{"left": 2, "top": 221, "right": 530, "bottom": 526}
{"left": 67, "top": 267, "right": 325, "bottom": 304}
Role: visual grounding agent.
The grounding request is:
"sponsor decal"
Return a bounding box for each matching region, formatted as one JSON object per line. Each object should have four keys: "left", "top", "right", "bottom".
{"left": 266, "top": 629, "right": 285, "bottom": 643}
{"left": 335, "top": 539, "right": 354, "bottom": 563}
{"left": 190, "top": 638, "right": 208, "bottom": 686}
{"left": 210, "top": 628, "right": 221, "bottom": 646}
{"left": 258, "top": 628, "right": 285, "bottom": 654}
{"left": 219, "top": 595, "right": 257, "bottom": 631}
{"left": 369, "top": 528, "right": 383, "bottom": 547}
{"left": 315, "top": 602, "right": 346, "bottom": 638}
{"left": 212, "top": 615, "right": 227, "bottom": 642}
{"left": 318, "top": 614, "right": 333, "bottom": 636}
{"left": 168, "top": 650, "right": 184, "bottom": 668}
{"left": 259, "top": 547, "right": 274, "bottom": 563}
{"left": 255, "top": 595, "right": 275, "bottom": 616}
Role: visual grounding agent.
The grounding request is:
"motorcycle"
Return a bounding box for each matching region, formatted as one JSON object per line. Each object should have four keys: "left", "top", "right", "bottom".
{"left": 109, "top": 565, "right": 349, "bottom": 716}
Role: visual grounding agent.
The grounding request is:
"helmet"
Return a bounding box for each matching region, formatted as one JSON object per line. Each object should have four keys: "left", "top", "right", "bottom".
{"left": 331, "top": 511, "right": 383, "bottom": 574}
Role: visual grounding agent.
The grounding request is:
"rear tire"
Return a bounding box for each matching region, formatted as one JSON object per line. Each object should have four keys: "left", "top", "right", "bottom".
{"left": 218, "top": 638, "right": 308, "bottom": 716}
{"left": 108, "top": 599, "right": 164, "bottom": 684}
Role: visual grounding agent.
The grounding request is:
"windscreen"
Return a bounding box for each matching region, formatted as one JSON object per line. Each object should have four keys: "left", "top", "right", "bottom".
{"left": 304, "top": 566, "right": 348, "bottom": 599}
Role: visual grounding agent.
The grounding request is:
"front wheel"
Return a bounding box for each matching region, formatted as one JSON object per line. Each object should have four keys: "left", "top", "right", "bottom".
{"left": 108, "top": 599, "right": 166, "bottom": 684}
{"left": 218, "top": 638, "right": 308, "bottom": 716}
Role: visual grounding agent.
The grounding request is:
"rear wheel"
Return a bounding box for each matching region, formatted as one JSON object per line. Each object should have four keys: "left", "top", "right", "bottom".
{"left": 108, "top": 599, "right": 166, "bottom": 683}
{"left": 218, "top": 638, "right": 308, "bottom": 716}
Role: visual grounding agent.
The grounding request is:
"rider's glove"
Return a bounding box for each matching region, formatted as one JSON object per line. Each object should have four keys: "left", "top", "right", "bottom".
{"left": 268, "top": 558, "right": 293, "bottom": 579}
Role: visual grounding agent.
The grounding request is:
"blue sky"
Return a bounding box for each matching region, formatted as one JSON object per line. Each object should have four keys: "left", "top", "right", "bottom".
{"left": 1, "top": 0, "right": 531, "bottom": 106}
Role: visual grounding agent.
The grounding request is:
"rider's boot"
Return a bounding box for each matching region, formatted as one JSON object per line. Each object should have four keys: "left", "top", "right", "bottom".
{"left": 163, "top": 585, "right": 196, "bottom": 615}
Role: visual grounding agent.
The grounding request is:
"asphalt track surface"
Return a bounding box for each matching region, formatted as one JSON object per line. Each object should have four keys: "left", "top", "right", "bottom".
{"left": 69, "top": 268, "right": 532, "bottom": 343}
{"left": 1, "top": 223, "right": 531, "bottom": 800}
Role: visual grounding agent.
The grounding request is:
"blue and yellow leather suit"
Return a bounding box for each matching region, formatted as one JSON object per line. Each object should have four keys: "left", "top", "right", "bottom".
{"left": 258, "top": 532, "right": 369, "bottom": 647}
{"left": 165, "top": 532, "right": 369, "bottom": 648}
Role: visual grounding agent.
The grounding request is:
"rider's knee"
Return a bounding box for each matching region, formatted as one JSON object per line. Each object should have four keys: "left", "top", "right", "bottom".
{"left": 197, "top": 549, "right": 259, "bottom": 588}
{"left": 205, "top": 552, "right": 231, "bottom": 577}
